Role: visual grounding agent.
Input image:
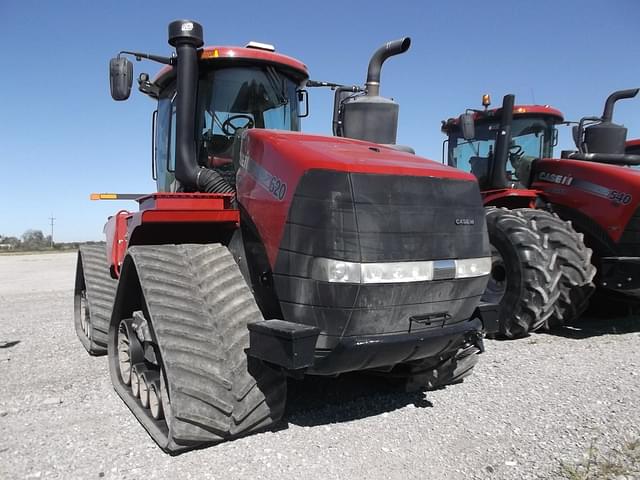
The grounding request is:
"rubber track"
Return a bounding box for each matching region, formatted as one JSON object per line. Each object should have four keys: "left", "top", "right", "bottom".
{"left": 520, "top": 209, "right": 596, "bottom": 328}
{"left": 75, "top": 244, "right": 117, "bottom": 355}
{"left": 485, "top": 207, "right": 562, "bottom": 338}
{"left": 126, "top": 244, "right": 286, "bottom": 452}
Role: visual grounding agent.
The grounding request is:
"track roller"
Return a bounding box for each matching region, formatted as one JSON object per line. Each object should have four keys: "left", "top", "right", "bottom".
{"left": 149, "top": 380, "right": 164, "bottom": 420}
{"left": 140, "top": 370, "right": 159, "bottom": 409}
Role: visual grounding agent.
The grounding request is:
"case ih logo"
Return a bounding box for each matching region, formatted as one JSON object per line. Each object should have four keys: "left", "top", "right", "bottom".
{"left": 537, "top": 171, "right": 574, "bottom": 186}
{"left": 455, "top": 218, "right": 475, "bottom": 225}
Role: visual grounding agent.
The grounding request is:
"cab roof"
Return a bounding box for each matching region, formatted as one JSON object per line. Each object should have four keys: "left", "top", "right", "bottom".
{"left": 442, "top": 105, "right": 565, "bottom": 133}
{"left": 153, "top": 45, "right": 309, "bottom": 90}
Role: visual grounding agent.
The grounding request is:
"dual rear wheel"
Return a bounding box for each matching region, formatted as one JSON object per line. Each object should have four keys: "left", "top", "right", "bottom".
{"left": 484, "top": 207, "right": 595, "bottom": 338}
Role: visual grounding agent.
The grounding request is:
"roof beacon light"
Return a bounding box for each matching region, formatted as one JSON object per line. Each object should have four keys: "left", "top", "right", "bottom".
{"left": 245, "top": 41, "right": 276, "bottom": 52}
{"left": 482, "top": 94, "right": 491, "bottom": 109}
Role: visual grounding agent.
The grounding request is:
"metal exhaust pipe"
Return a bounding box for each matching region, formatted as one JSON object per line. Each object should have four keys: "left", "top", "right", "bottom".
{"left": 602, "top": 88, "right": 639, "bottom": 122}
{"left": 365, "top": 37, "right": 411, "bottom": 97}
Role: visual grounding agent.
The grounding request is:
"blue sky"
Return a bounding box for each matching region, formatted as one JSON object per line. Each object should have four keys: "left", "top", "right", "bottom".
{"left": 1, "top": 0, "right": 638, "bottom": 241}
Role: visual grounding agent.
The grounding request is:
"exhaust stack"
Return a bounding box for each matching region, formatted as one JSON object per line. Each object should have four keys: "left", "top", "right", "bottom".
{"left": 365, "top": 37, "right": 411, "bottom": 97}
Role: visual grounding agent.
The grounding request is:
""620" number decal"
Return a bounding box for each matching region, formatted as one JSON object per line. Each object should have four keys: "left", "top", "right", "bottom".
{"left": 268, "top": 175, "right": 287, "bottom": 200}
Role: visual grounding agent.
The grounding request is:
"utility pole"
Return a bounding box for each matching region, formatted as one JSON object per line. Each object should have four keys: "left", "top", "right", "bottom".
{"left": 49, "top": 214, "right": 55, "bottom": 248}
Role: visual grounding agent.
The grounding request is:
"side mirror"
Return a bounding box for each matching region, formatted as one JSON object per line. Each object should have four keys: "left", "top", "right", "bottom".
{"left": 297, "top": 89, "right": 309, "bottom": 118}
{"left": 109, "top": 56, "right": 133, "bottom": 101}
{"left": 459, "top": 113, "right": 475, "bottom": 140}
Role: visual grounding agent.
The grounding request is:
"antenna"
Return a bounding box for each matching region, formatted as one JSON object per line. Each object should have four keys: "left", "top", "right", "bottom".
{"left": 49, "top": 214, "right": 55, "bottom": 248}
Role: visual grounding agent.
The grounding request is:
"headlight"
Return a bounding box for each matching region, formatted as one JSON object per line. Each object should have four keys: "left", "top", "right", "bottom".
{"left": 361, "top": 261, "right": 434, "bottom": 283}
{"left": 310, "top": 257, "right": 491, "bottom": 284}
{"left": 455, "top": 257, "right": 492, "bottom": 279}
{"left": 310, "top": 259, "right": 361, "bottom": 283}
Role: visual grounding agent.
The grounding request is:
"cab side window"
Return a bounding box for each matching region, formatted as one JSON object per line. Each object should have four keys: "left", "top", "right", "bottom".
{"left": 155, "top": 95, "right": 177, "bottom": 191}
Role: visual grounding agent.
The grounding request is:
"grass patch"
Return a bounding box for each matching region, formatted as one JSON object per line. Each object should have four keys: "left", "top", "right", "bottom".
{"left": 559, "top": 438, "right": 640, "bottom": 479}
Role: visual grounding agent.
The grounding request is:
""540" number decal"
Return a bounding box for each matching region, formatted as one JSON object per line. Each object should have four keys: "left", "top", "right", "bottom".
{"left": 608, "top": 190, "right": 632, "bottom": 205}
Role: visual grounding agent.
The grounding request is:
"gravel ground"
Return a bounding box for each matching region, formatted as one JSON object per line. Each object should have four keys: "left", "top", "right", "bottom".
{"left": 0, "top": 252, "right": 639, "bottom": 480}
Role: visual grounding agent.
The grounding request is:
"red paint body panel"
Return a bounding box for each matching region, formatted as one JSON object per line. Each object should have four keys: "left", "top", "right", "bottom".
{"left": 104, "top": 210, "right": 130, "bottom": 277}
{"left": 236, "top": 129, "right": 478, "bottom": 266}
{"left": 154, "top": 46, "right": 309, "bottom": 84}
{"left": 532, "top": 158, "right": 640, "bottom": 242}
{"left": 482, "top": 189, "right": 538, "bottom": 208}
{"left": 104, "top": 193, "right": 239, "bottom": 277}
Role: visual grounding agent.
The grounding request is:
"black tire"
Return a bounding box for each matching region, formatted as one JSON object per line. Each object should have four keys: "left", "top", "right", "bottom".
{"left": 484, "top": 207, "right": 562, "bottom": 339}
{"left": 519, "top": 209, "right": 596, "bottom": 328}
{"left": 387, "top": 345, "right": 481, "bottom": 392}
{"left": 108, "top": 244, "right": 286, "bottom": 453}
{"left": 74, "top": 244, "right": 118, "bottom": 355}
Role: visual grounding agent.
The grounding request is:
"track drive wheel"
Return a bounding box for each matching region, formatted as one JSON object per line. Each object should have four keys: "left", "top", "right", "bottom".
{"left": 519, "top": 209, "right": 596, "bottom": 328}
{"left": 483, "top": 207, "right": 562, "bottom": 339}
{"left": 107, "top": 244, "right": 287, "bottom": 453}
{"left": 74, "top": 244, "right": 118, "bottom": 355}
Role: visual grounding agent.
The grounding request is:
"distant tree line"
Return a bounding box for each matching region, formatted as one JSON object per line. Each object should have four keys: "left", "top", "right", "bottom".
{"left": 0, "top": 230, "right": 99, "bottom": 252}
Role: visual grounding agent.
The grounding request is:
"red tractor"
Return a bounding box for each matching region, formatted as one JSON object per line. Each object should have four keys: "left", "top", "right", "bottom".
{"left": 75, "top": 20, "right": 496, "bottom": 452}
{"left": 442, "top": 89, "right": 640, "bottom": 337}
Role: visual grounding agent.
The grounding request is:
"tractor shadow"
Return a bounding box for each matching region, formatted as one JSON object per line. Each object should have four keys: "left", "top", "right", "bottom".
{"left": 541, "top": 315, "right": 640, "bottom": 340}
{"left": 284, "top": 371, "right": 433, "bottom": 427}
{"left": 540, "top": 289, "right": 640, "bottom": 339}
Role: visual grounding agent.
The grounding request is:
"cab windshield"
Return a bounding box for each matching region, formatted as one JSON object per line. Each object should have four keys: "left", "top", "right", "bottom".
{"left": 195, "top": 65, "right": 301, "bottom": 165}
{"left": 447, "top": 116, "right": 557, "bottom": 184}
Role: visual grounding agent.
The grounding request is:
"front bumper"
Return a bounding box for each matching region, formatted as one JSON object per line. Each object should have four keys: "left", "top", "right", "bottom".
{"left": 599, "top": 256, "right": 640, "bottom": 297}
{"left": 248, "top": 305, "right": 497, "bottom": 376}
{"left": 308, "top": 317, "right": 483, "bottom": 375}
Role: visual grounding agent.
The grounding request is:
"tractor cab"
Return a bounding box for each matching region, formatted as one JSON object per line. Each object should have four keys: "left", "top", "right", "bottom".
{"left": 152, "top": 47, "right": 308, "bottom": 191}
{"left": 442, "top": 96, "right": 563, "bottom": 190}
{"left": 111, "top": 41, "right": 309, "bottom": 192}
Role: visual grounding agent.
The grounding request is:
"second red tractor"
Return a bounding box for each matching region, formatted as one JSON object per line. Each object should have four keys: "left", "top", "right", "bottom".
{"left": 442, "top": 89, "right": 640, "bottom": 337}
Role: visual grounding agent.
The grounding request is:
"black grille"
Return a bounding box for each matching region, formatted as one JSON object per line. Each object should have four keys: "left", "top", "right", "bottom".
{"left": 272, "top": 170, "right": 490, "bottom": 339}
